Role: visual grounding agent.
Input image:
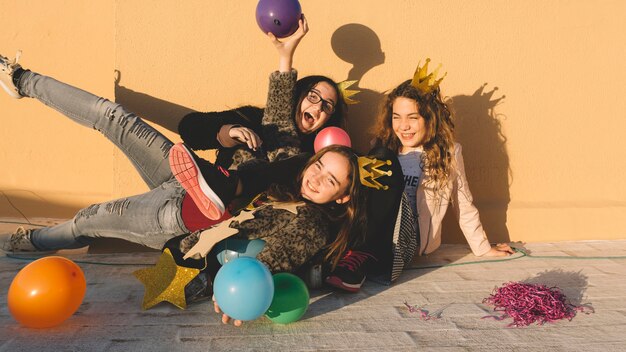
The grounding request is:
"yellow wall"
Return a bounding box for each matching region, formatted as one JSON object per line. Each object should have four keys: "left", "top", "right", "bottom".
{"left": 1, "top": 0, "right": 625, "bottom": 244}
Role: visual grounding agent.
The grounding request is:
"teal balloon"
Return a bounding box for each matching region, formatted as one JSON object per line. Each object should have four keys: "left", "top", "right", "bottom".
{"left": 213, "top": 257, "right": 274, "bottom": 321}
{"left": 265, "top": 273, "right": 310, "bottom": 324}
{"left": 214, "top": 238, "right": 266, "bottom": 265}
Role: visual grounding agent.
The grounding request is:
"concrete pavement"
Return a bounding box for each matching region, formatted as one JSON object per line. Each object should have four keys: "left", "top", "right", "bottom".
{"left": 1, "top": 218, "right": 626, "bottom": 351}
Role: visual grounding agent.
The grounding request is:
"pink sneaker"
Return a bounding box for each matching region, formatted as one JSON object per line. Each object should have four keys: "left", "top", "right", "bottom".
{"left": 169, "top": 143, "right": 226, "bottom": 220}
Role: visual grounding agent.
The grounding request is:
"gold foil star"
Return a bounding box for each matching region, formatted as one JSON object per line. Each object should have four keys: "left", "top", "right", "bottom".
{"left": 133, "top": 248, "right": 200, "bottom": 310}
{"left": 337, "top": 80, "right": 360, "bottom": 105}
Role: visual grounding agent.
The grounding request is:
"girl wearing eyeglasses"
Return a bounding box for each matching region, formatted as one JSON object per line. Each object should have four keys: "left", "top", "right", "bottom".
{"left": 177, "top": 14, "right": 347, "bottom": 173}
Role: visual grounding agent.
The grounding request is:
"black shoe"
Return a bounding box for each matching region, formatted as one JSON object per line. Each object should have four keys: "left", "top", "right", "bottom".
{"left": 184, "top": 271, "right": 213, "bottom": 304}
{"left": 325, "top": 250, "right": 377, "bottom": 293}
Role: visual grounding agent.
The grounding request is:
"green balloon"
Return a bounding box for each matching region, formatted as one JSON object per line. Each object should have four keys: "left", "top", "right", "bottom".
{"left": 265, "top": 273, "right": 310, "bottom": 324}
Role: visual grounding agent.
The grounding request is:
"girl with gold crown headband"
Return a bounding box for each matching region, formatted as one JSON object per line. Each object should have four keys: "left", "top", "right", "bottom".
{"left": 325, "top": 60, "right": 515, "bottom": 293}
{"left": 1, "top": 15, "right": 368, "bottom": 326}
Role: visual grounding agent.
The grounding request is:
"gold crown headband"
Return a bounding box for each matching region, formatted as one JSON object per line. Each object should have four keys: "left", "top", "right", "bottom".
{"left": 411, "top": 58, "right": 447, "bottom": 94}
{"left": 358, "top": 156, "right": 392, "bottom": 190}
{"left": 337, "top": 80, "right": 360, "bottom": 105}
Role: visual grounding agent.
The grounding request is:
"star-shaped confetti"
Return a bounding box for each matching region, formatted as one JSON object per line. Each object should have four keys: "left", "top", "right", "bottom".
{"left": 183, "top": 209, "right": 258, "bottom": 260}
{"left": 133, "top": 248, "right": 200, "bottom": 310}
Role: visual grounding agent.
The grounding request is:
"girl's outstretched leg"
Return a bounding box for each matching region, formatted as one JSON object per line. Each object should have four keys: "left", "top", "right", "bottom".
{"left": 25, "top": 178, "right": 189, "bottom": 251}
{"left": 2, "top": 53, "right": 174, "bottom": 189}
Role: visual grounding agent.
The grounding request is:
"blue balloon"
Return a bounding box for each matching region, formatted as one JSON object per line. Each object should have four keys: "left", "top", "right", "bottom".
{"left": 214, "top": 238, "right": 266, "bottom": 265}
{"left": 213, "top": 257, "right": 274, "bottom": 321}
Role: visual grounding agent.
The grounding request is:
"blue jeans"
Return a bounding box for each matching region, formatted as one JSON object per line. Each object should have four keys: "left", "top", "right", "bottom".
{"left": 20, "top": 71, "right": 189, "bottom": 250}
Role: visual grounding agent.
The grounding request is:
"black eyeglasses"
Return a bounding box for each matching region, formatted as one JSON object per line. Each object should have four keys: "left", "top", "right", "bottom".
{"left": 306, "top": 90, "right": 336, "bottom": 115}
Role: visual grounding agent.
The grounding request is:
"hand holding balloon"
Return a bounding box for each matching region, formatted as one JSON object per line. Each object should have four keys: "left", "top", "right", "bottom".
{"left": 214, "top": 296, "right": 243, "bottom": 327}
{"left": 256, "top": 0, "right": 302, "bottom": 38}
{"left": 269, "top": 14, "right": 309, "bottom": 73}
{"left": 212, "top": 257, "right": 274, "bottom": 322}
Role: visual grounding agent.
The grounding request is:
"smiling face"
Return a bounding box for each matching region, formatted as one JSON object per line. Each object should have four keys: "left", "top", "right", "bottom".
{"left": 392, "top": 97, "right": 427, "bottom": 153}
{"left": 300, "top": 150, "right": 352, "bottom": 204}
{"left": 296, "top": 81, "right": 338, "bottom": 134}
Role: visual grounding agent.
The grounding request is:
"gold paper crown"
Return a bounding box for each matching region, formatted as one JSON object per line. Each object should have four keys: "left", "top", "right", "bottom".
{"left": 358, "top": 156, "right": 392, "bottom": 190}
{"left": 337, "top": 80, "right": 360, "bottom": 105}
{"left": 411, "top": 58, "right": 447, "bottom": 94}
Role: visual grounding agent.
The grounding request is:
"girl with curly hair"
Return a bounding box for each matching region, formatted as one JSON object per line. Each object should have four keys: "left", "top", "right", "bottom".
{"left": 325, "top": 62, "right": 514, "bottom": 292}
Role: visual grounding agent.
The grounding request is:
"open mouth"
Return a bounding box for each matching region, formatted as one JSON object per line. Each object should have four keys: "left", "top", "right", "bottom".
{"left": 303, "top": 112, "right": 315, "bottom": 126}
{"left": 400, "top": 133, "right": 415, "bottom": 139}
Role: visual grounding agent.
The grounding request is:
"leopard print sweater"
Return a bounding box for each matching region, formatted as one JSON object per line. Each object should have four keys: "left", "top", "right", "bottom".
{"left": 179, "top": 203, "right": 331, "bottom": 273}
{"left": 231, "top": 70, "right": 302, "bottom": 168}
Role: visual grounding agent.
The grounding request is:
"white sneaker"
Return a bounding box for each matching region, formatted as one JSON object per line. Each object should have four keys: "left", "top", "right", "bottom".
{"left": 1, "top": 227, "right": 38, "bottom": 252}
{"left": 0, "top": 50, "right": 23, "bottom": 99}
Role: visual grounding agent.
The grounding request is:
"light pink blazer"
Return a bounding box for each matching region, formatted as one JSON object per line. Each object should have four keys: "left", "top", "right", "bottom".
{"left": 415, "top": 143, "right": 491, "bottom": 256}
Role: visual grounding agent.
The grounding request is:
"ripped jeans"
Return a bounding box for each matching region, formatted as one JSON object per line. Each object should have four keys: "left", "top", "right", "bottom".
{"left": 20, "top": 71, "right": 190, "bottom": 250}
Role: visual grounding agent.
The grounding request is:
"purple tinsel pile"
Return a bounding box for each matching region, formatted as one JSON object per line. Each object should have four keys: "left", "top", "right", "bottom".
{"left": 482, "top": 282, "right": 592, "bottom": 327}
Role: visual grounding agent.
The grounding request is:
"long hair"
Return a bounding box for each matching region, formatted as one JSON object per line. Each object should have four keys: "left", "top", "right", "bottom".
{"left": 373, "top": 79, "right": 456, "bottom": 198}
{"left": 266, "top": 145, "right": 366, "bottom": 269}
{"left": 294, "top": 76, "right": 347, "bottom": 152}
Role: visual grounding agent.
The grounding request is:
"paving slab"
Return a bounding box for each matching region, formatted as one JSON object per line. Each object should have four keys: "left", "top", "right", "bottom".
{"left": 1, "top": 219, "right": 626, "bottom": 351}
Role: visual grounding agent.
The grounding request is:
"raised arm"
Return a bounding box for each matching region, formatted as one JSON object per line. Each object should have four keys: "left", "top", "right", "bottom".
{"left": 261, "top": 15, "right": 309, "bottom": 161}
{"left": 269, "top": 14, "right": 309, "bottom": 73}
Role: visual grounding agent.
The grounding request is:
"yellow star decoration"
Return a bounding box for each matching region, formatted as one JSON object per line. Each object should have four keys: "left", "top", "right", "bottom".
{"left": 133, "top": 248, "right": 200, "bottom": 310}
{"left": 337, "top": 80, "right": 360, "bottom": 105}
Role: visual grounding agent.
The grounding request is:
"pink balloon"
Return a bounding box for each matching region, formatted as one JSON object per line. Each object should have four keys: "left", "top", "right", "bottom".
{"left": 313, "top": 127, "right": 352, "bottom": 153}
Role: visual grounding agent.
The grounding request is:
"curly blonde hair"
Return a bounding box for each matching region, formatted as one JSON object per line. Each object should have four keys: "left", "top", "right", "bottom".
{"left": 372, "top": 80, "right": 456, "bottom": 198}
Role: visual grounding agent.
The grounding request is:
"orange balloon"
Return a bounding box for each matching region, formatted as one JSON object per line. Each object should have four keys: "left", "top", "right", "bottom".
{"left": 8, "top": 256, "right": 86, "bottom": 328}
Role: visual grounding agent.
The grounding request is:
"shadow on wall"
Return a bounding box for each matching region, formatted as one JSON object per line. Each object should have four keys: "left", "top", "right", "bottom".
{"left": 114, "top": 70, "right": 193, "bottom": 133}
{"left": 331, "top": 23, "right": 385, "bottom": 154}
{"left": 442, "top": 84, "right": 511, "bottom": 244}
{"left": 0, "top": 192, "right": 156, "bottom": 253}
{"left": 331, "top": 24, "right": 512, "bottom": 245}
{"left": 304, "top": 24, "right": 479, "bottom": 322}
{"left": 0, "top": 190, "right": 82, "bottom": 220}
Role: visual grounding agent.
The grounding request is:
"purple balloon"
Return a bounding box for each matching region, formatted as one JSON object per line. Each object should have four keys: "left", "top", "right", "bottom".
{"left": 255, "top": 0, "right": 302, "bottom": 38}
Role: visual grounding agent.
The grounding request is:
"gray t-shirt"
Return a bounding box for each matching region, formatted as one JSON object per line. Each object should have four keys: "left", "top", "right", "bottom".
{"left": 398, "top": 150, "right": 423, "bottom": 214}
